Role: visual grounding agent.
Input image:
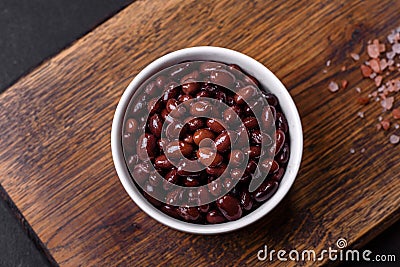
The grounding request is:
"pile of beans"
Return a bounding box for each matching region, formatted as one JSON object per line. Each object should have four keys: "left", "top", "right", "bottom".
{"left": 122, "top": 61, "right": 290, "bottom": 224}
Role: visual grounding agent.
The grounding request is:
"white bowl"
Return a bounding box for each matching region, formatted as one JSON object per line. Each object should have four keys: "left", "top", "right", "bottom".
{"left": 111, "top": 46, "right": 303, "bottom": 234}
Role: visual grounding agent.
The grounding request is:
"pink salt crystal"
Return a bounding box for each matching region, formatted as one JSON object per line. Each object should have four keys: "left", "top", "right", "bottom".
{"left": 367, "top": 43, "right": 380, "bottom": 58}
{"left": 376, "top": 123, "right": 382, "bottom": 131}
{"left": 369, "top": 73, "right": 377, "bottom": 79}
{"left": 388, "top": 32, "right": 396, "bottom": 43}
{"left": 323, "top": 69, "right": 328, "bottom": 74}
{"left": 381, "top": 96, "right": 394, "bottom": 110}
{"left": 389, "top": 134, "right": 400, "bottom": 144}
{"left": 381, "top": 119, "right": 391, "bottom": 130}
{"left": 328, "top": 81, "right": 339, "bottom": 92}
{"left": 392, "top": 43, "right": 400, "bottom": 54}
{"left": 350, "top": 53, "right": 360, "bottom": 61}
{"left": 380, "top": 59, "right": 388, "bottom": 71}
{"left": 386, "top": 51, "right": 395, "bottom": 59}
{"left": 369, "top": 59, "right": 381, "bottom": 73}
{"left": 361, "top": 148, "right": 366, "bottom": 153}
{"left": 375, "top": 75, "right": 383, "bottom": 87}
{"left": 373, "top": 39, "right": 385, "bottom": 52}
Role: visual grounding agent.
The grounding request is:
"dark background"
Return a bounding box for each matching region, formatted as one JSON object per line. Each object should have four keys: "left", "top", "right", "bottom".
{"left": 0, "top": 1, "right": 398, "bottom": 266}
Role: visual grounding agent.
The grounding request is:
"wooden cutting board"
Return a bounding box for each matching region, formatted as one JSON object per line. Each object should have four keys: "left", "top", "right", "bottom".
{"left": 0, "top": 0, "right": 399, "bottom": 266}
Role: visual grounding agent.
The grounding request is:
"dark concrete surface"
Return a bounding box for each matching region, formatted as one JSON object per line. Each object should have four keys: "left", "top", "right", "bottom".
{"left": 0, "top": 0, "right": 398, "bottom": 266}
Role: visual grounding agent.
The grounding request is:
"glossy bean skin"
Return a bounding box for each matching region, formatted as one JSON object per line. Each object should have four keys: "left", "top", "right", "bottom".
{"left": 193, "top": 129, "right": 215, "bottom": 146}
{"left": 206, "top": 163, "right": 227, "bottom": 177}
{"left": 182, "top": 81, "right": 200, "bottom": 95}
{"left": 277, "top": 143, "right": 290, "bottom": 164}
{"left": 264, "top": 93, "right": 279, "bottom": 107}
{"left": 122, "top": 133, "right": 136, "bottom": 154}
{"left": 197, "top": 147, "right": 223, "bottom": 167}
{"left": 240, "top": 189, "right": 253, "bottom": 211}
{"left": 125, "top": 118, "right": 138, "bottom": 134}
{"left": 209, "top": 70, "right": 235, "bottom": 88}
{"left": 154, "top": 155, "right": 173, "bottom": 169}
{"left": 182, "top": 176, "right": 200, "bottom": 187}
{"left": 165, "top": 140, "right": 193, "bottom": 158}
{"left": 261, "top": 106, "right": 276, "bottom": 130}
{"left": 208, "top": 180, "right": 222, "bottom": 197}
{"left": 214, "top": 131, "right": 231, "bottom": 152}
{"left": 271, "top": 167, "right": 285, "bottom": 182}
{"left": 206, "top": 118, "right": 225, "bottom": 133}
{"left": 217, "top": 195, "right": 242, "bottom": 221}
{"left": 206, "top": 210, "right": 227, "bottom": 224}
{"left": 148, "top": 113, "right": 163, "bottom": 137}
{"left": 131, "top": 162, "right": 151, "bottom": 185}
{"left": 230, "top": 150, "right": 245, "bottom": 166}
{"left": 137, "top": 133, "right": 157, "bottom": 160}
{"left": 178, "top": 206, "right": 201, "bottom": 221}
{"left": 190, "top": 101, "right": 212, "bottom": 117}
{"left": 156, "top": 75, "right": 167, "bottom": 89}
{"left": 187, "top": 117, "right": 204, "bottom": 132}
{"left": 259, "top": 159, "right": 279, "bottom": 174}
{"left": 122, "top": 60, "right": 291, "bottom": 224}
{"left": 165, "top": 187, "right": 183, "bottom": 205}
{"left": 200, "top": 62, "right": 225, "bottom": 72}
{"left": 275, "top": 129, "right": 285, "bottom": 155}
{"left": 145, "top": 81, "right": 158, "bottom": 96}
{"left": 177, "top": 94, "right": 192, "bottom": 103}
{"left": 161, "top": 205, "right": 180, "bottom": 219}
{"left": 276, "top": 112, "right": 289, "bottom": 133}
{"left": 243, "top": 116, "right": 258, "bottom": 129}
{"left": 234, "top": 85, "right": 258, "bottom": 105}
{"left": 246, "top": 145, "right": 261, "bottom": 158}
{"left": 253, "top": 180, "right": 279, "bottom": 202}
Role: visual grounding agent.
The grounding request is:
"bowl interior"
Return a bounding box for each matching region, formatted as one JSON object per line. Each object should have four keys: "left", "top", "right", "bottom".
{"left": 111, "top": 46, "right": 303, "bottom": 234}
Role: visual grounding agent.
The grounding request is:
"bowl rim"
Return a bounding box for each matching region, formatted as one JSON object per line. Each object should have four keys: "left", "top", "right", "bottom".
{"left": 111, "top": 46, "right": 303, "bottom": 234}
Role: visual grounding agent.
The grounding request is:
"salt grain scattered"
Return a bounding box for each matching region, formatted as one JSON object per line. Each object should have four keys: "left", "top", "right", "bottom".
{"left": 326, "top": 60, "right": 331, "bottom": 67}
{"left": 323, "top": 69, "right": 328, "bottom": 74}
{"left": 375, "top": 75, "right": 383, "bottom": 87}
{"left": 389, "top": 134, "right": 400, "bottom": 144}
{"left": 392, "top": 108, "right": 400, "bottom": 119}
{"left": 328, "top": 81, "right": 339, "bottom": 92}
{"left": 381, "top": 96, "right": 394, "bottom": 110}
{"left": 381, "top": 119, "right": 391, "bottom": 130}
{"left": 357, "top": 111, "right": 365, "bottom": 118}
{"left": 380, "top": 58, "right": 388, "bottom": 71}
{"left": 350, "top": 148, "right": 355, "bottom": 154}
{"left": 392, "top": 43, "right": 400, "bottom": 54}
{"left": 361, "top": 148, "right": 366, "bottom": 153}
{"left": 367, "top": 43, "right": 380, "bottom": 58}
{"left": 341, "top": 80, "right": 348, "bottom": 89}
{"left": 350, "top": 53, "right": 360, "bottom": 61}
{"left": 361, "top": 64, "right": 373, "bottom": 77}
{"left": 395, "top": 123, "right": 400, "bottom": 129}
{"left": 369, "top": 58, "right": 381, "bottom": 73}
{"left": 378, "top": 116, "right": 383, "bottom": 122}
{"left": 355, "top": 87, "right": 361, "bottom": 93}
{"left": 386, "top": 51, "right": 395, "bottom": 59}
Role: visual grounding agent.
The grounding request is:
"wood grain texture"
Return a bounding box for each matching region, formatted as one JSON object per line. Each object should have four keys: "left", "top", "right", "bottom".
{"left": 0, "top": 0, "right": 399, "bottom": 266}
